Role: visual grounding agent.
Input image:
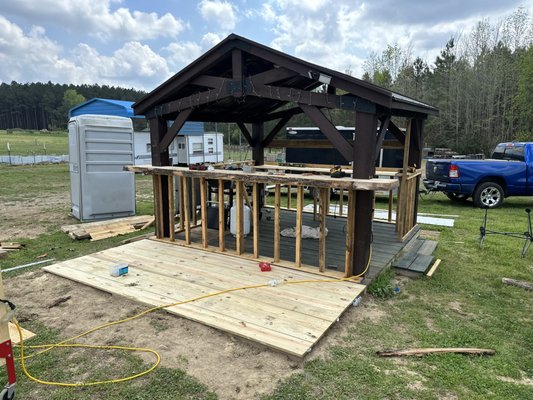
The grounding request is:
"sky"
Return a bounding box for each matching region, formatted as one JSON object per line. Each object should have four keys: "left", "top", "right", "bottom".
{"left": 0, "top": 0, "right": 531, "bottom": 92}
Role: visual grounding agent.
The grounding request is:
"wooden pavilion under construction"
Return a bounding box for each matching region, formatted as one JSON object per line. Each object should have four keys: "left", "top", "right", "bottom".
{"left": 45, "top": 34, "right": 438, "bottom": 357}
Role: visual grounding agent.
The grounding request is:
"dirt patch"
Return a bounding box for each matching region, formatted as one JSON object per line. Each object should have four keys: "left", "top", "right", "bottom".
{"left": 497, "top": 372, "right": 533, "bottom": 386}
{"left": 6, "top": 270, "right": 300, "bottom": 400}
{"left": 0, "top": 194, "right": 73, "bottom": 242}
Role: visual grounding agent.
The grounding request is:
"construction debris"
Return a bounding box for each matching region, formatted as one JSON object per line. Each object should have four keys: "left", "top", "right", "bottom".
{"left": 502, "top": 278, "right": 533, "bottom": 291}
{"left": 376, "top": 348, "right": 496, "bottom": 357}
{"left": 61, "top": 215, "right": 155, "bottom": 241}
{"left": 0, "top": 242, "right": 24, "bottom": 251}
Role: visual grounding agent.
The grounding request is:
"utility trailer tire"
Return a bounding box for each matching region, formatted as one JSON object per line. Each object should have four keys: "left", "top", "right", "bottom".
{"left": 474, "top": 182, "right": 504, "bottom": 208}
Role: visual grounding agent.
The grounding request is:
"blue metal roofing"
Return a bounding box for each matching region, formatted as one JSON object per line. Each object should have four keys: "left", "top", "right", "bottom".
{"left": 70, "top": 98, "right": 204, "bottom": 135}
{"left": 69, "top": 98, "right": 141, "bottom": 118}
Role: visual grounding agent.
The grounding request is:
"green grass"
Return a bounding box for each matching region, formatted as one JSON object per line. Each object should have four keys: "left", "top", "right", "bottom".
{"left": 0, "top": 130, "right": 68, "bottom": 156}
{"left": 1, "top": 164, "right": 533, "bottom": 399}
{"left": 264, "top": 193, "right": 533, "bottom": 400}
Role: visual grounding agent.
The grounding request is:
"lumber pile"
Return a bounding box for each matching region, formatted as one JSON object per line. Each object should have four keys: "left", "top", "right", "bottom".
{"left": 0, "top": 242, "right": 24, "bottom": 258}
{"left": 61, "top": 215, "right": 155, "bottom": 241}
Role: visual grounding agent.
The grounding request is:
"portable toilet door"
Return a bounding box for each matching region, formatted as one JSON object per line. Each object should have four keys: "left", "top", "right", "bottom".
{"left": 68, "top": 115, "right": 136, "bottom": 221}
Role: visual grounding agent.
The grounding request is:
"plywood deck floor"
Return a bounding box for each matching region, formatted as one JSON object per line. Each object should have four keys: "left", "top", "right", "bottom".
{"left": 43, "top": 239, "right": 365, "bottom": 357}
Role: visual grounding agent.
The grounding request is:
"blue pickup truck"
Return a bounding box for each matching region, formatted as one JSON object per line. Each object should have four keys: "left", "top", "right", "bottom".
{"left": 423, "top": 142, "right": 533, "bottom": 208}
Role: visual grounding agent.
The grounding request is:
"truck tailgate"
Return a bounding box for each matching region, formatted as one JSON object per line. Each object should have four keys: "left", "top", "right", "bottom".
{"left": 426, "top": 160, "right": 451, "bottom": 181}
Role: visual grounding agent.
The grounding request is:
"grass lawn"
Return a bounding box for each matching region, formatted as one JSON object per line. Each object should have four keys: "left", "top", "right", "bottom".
{"left": 0, "top": 130, "right": 68, "bottom": 156}
{"left": 0, "top": 164, "right": 532, "bottom": 399}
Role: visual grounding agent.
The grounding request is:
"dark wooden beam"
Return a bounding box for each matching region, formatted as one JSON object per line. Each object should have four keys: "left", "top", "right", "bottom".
{"left": 160, "top": 109, "right": 193, "bottom": 150}
{"left": 236, "top": 121, "right": 253, "bottom": 146}
{"left": 252, "top": 122, "right": 264, "bottom": 165}
{"left": 374, "top": 115, "right": 391, "bottom": 163}
{"left": 191, "top": 75, "right": 226, "bottom": 88}
{"left": 232, "top": 49, "right": 243, "bottom": 98}
{"left": 145, "top": 86, "right": 233, "bottom": 118}
{"left": 299, "top": 104, "right": 353, "bottom": 162}
{"left": 387, "top": 120, "right": 406, "bottom": 146}
{"left": 258, "top": 107, "right": 303, "bottom": 122}
{"left": 262, "top": 113, "right": 293, "bottom": 147}
{"left": 327, "top": 85, "right": 336, "bottom": 95}
{"left": 249, "top": 67, "right": 299, "bottom": 85}
{"left": 149, "top": 117, "right": 170, "bottom": 237}
{"left": 269, "top": 139, "right": 334, "bottom": 148}
{"left": 352, "top": 111, "right": 378, "bottom": 277}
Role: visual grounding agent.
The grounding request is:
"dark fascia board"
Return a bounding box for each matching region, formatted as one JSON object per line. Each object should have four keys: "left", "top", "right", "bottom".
{"left": 135, "top": 34, "right": 438, "bottom": 118}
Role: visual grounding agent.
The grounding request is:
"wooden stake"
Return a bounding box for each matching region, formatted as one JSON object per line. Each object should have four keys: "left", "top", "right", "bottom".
{"left": 319, "top": 188, "right": 327, "bottom": 272}
{"left": 344, "top": 190, "right": 355, "bottom": 277}
{"left": 218, "top": 179, "right": 225, "bottom": 251}
{"left": 200, "top": 177, "right": 208, "bottom": 248}
{"left": 253, "top": 183, "right": 259, "bottom": 258}
{"left": 168, "top": 175, "right": 175, "bottom": 242}
{"left": 274, "top": 184, "right": 281, "bottom": 263}
{"left": 295, "top": 185, "right": 304, "bottom": 268}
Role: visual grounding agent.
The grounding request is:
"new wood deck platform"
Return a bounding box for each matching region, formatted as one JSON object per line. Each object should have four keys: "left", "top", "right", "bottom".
{"left": 43, "top": 239, "right": 365, "bottom": 357}
{"left": 175, "top": 209, "right": 419, "bottom": 283}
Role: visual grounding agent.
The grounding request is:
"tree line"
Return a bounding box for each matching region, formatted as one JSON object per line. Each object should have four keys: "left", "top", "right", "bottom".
{"left": 0, "top": 82, "right": 145, "bottom": 131}
{"left": 361, "top": 6, "right": 533, "bottom": 154}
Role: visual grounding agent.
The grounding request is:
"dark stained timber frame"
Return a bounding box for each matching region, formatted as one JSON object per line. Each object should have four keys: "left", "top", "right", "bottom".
{"left": 134, "top": 33, "right": 438, "bottom": 277}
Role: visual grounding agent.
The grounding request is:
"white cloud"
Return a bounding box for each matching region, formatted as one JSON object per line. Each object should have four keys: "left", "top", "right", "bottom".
{"left": 201, "top": 32, "right": 224, "bottom": 48}
{"left": 0, "top": 16, "right": 171, "bottom": 90}
{"left": 199, "top": 0, "right": 237, "bottom": 30}
{"left": 164, "top": 41, "right": 203, "bottom": 71}
{"left": 0, "top": 0, "right": 185, "bottom": 41}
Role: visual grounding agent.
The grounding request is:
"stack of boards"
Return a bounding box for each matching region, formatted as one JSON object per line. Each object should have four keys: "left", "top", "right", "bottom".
{"left": 61, "top": 215, "right": 154, "bottom": 241}
{"left": 0, "top": 242, "right": 24, "bottom": 259}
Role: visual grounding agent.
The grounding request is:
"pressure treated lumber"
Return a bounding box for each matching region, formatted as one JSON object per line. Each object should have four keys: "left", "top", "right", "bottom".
{"left": 125, "top": 165, "right": 399, "bottom": 191}
{"left": 43, "top": 239, "right": 366, "bottom": 358}
{"left": 377, "top": 348, "right": 496, "bottom": 357}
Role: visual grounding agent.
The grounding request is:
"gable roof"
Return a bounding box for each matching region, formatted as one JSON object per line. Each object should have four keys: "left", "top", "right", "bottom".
{"left": 69, "top": 98, "right": 143, "bottom": 118}
{"left": 134, "top": 34, "right": 437, "bottom": 122}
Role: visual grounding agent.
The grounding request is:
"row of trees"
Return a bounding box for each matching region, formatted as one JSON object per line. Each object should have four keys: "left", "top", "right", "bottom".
{"left": 0, "top": 82, "right": 145, "bottom": 131}
{"left": 362, "top": 6, "right": 533, "bottom": 154}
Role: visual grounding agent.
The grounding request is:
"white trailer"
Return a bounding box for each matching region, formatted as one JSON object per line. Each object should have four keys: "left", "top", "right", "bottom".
{"left": 133, "top": 131, "right": 224, "bottom": 166}
{"left": 68, "top": 115, "right": 135, "bottom": 221}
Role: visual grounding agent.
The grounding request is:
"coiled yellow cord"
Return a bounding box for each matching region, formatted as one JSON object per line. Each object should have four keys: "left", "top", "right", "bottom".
{"left": 12, "top": 245, "right": 372, "bottom": 388}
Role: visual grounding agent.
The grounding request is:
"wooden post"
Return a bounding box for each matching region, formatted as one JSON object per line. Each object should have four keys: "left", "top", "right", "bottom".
{"left": 274, "top": 184, "right": 281, "bottom": 263}
{"left": 191, "top": 178, "right": 197, "bottom": 226}
{"left": 168, "top": 175, "right": 175, "bottom": 242}
{"left": 295, "top": 185, "right": 304, "bottom": 268}
{"left": 236, "top": 180, "right": 244, "bottom": 254}
{"left": 345, "top": 190, "right": 355, "bottom": 277}
{"left": 178, "top": 177, "right": 185, "bottom": 231}
{"left": 253, "top": 183, "right": 259, "bottom": 258}
{"left": 398, "top": 119, "right": 412, "bottom": 237}
{"left": 287, "top": 185, "right": 292, "bottom": 209}
{"left": 149, "top": 117, "right": 171, "bottom": 237}
{"left": 352, "top": 111, "right": 378, "bottom": 276}
{"left": 200, "top": 177, "right": 208, "bottom": 248}
{"left": 319, "top": 188, "right": 327, "bottom": 272}
{"left": 388, "top": 189, "right": 393, "bottom": 223}
{"left": 339, "top": 189, "right": 344, "bottom": 217}
{"left": 182, "top": 176, "right": 191, "bottom": 245}
{"left": 152, "top": 175, "right": 163, "bottom": 238}
{"left": 218, "top": 179, "right": 225, "bottom": 251}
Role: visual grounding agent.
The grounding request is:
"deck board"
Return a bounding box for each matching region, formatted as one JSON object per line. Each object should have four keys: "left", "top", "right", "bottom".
{"left": 44, "top": 239, "right": 365, "bottom": 357}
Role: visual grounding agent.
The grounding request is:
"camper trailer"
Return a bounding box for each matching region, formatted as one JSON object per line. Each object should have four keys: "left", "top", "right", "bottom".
{"left": 174, "top": 132, "right": 224, "bottom": 166}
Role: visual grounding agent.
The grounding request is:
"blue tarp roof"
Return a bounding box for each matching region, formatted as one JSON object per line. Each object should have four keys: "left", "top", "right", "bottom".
{"left": 69, "top": 98, "right": 141, "bottom": 118}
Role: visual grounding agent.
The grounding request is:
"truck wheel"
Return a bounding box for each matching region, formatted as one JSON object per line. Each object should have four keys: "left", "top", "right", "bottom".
{"left": 446, "top": 193, "right": 469, "bottom": 202}
{"left": 474, "top": 182, "right": 504, "bottom": 208}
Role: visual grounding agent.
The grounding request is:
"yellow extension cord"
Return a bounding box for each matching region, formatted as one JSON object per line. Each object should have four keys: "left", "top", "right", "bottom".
{"left": 11, "top": 246, "right": 371, "bottom": 388}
